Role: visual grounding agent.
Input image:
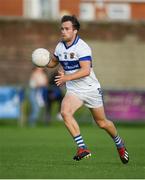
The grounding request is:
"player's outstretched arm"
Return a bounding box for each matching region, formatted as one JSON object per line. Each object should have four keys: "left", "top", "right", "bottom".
{"left": 32, "top": 48, "right": 59, "bottom": 68}
{"left": 47, "top": 55, "right": 59, "bottom": 68}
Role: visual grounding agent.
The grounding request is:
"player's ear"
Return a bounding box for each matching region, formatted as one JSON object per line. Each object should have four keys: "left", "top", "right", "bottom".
{"left": 74, "top": 29, "right": 78, "bottom": 35}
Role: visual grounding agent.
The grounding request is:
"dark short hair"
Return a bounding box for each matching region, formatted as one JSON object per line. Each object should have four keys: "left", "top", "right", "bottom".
{"left": 61, "top": 15, "right": 80, "bottom": 31}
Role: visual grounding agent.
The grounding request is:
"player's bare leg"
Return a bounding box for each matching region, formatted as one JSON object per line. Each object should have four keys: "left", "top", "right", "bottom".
{"left": 61, "top": 92, "right": 91, "bottom": 160}
{"left": 90, "top": 106, "right": 129, "bottom": 164}
{"left": 90, "top": 106, "right": 117, "bottom": 137}
{"left": 61, "top": 92, "right": 83, "bottom": 136}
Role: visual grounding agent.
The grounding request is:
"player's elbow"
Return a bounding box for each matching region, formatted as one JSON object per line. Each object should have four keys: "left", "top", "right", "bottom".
{"left": 84, "top": 68, "right": 91, "bottom": 76}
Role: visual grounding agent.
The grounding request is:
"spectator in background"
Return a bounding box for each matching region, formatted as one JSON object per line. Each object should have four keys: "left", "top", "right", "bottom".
{"left": 45, "top": 71, "right": 64, "bottom": 121}
{"left": 28, "top": 67, "right": 48, "bottom": 126}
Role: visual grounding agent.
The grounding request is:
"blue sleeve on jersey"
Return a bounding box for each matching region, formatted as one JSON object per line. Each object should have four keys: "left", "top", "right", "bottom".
{"left": 79, "top": 56, "right": 92, "bottom": 61}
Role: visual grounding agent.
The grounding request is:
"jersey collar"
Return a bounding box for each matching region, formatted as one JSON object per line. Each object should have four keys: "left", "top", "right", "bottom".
{"left": 62, "top": 35, "right": 80, "bottom": 49}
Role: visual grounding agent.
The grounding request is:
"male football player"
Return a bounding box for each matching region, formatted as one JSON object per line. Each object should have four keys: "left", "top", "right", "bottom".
{"left": 46, "top": 15, "right": 129, "bottom": 164}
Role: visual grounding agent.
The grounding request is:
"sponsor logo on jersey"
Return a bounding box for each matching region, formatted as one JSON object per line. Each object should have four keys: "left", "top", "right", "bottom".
{"left": 64, "top": 52, "right": 67, "bottom": 59}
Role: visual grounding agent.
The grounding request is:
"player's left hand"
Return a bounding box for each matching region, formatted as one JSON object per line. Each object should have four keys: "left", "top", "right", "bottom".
{"left": 55, "top": 70, "right": 68, "bottom": 86}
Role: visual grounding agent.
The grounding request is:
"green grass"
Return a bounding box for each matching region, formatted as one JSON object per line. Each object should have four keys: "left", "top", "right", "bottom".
{"left": 0, "top": 122, "right": 145, "bottom": 179}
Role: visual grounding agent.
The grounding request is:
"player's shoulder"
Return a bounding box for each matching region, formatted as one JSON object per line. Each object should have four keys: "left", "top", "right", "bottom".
{"left": 77, "top": 37, "right": 91, "bottom": 49}
{"left": 55, "top": 40, "right": 63, "bottom": 49}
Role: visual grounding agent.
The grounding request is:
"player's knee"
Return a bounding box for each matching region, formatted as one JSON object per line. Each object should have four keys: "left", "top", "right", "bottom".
{"left": 97, "top": 119, "right": 107, "bottom": 129}
{"left": 61, "top": 109, "right": 72, "bottom": 119}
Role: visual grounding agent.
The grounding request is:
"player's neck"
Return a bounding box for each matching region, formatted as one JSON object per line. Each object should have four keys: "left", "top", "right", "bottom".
{"left": 66, "top": 35, "right": 77, "bottom": 47}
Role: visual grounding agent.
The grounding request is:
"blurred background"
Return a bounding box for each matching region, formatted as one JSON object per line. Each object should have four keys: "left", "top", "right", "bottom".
{"left": 0, "top": 0, "right": 145, "bottom": 126}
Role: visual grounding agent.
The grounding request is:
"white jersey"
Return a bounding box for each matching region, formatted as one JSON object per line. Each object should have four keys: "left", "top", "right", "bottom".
{"left": 54, "top": 36, "right": 101, "bottom": 92}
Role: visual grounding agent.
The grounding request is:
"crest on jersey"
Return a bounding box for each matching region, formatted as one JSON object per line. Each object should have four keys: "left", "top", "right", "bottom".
{"left": 70, "top": 52, "right": 75, "bottom": 59}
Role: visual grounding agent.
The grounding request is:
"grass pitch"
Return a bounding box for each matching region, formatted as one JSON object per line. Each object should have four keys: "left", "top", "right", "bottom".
{"left": 0, "top": 122, "right": 145, "bottom": 179}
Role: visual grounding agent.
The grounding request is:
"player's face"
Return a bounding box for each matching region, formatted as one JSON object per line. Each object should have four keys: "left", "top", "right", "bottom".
{"left": 61, "top": 21, "right": 77, "bottom": 43}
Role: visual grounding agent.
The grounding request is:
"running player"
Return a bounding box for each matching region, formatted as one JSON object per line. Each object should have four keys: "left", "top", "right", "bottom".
{"left": 46, "top": 15, "right": 129, "bottom": 164}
